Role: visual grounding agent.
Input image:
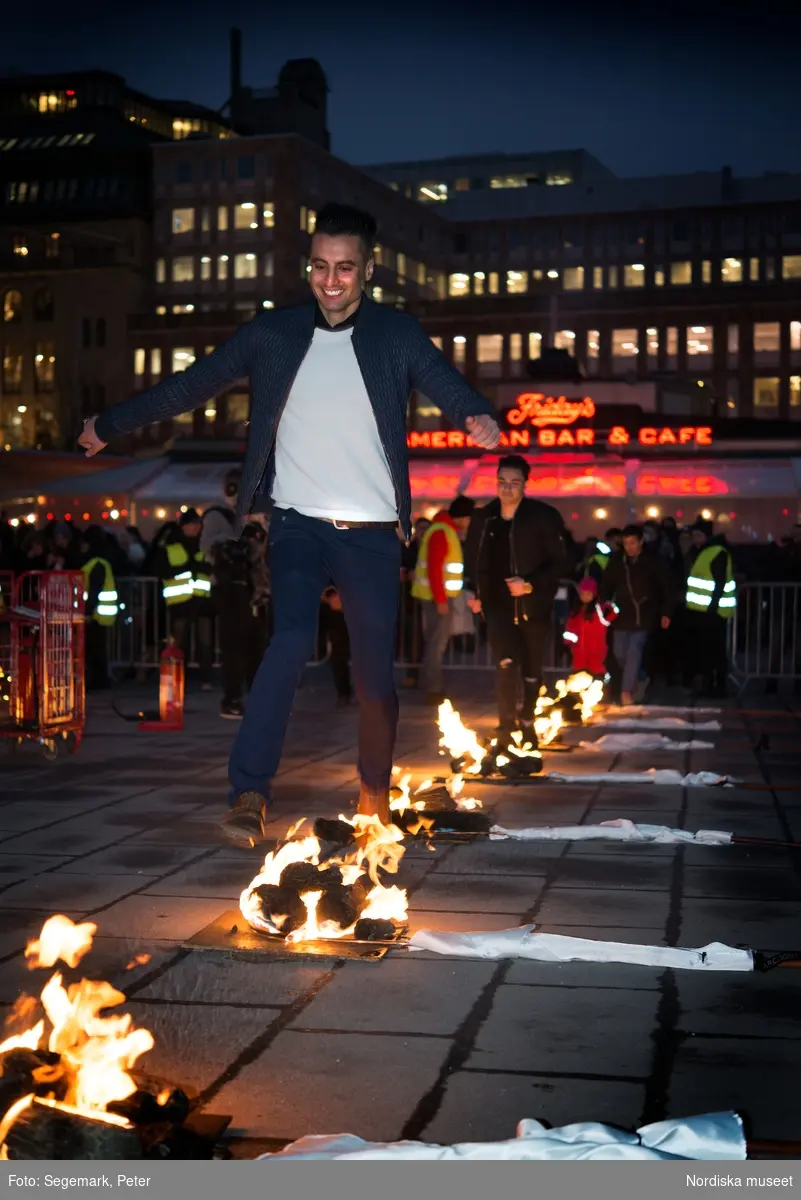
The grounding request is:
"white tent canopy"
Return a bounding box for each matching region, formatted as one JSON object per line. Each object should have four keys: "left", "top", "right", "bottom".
{"left": 2, "top": 459, "right": 241, "bottom": 507}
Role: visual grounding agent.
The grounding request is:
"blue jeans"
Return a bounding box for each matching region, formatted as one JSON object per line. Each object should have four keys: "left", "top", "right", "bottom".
{"left": 228, "top": 508, "right": 401, "bottom": 801}
{"left": 612, "top": 630, "right": 649, "bottom": 697}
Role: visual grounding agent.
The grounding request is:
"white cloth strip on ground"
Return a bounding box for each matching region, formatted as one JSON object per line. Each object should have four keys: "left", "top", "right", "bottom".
{"left": 490, "top": 819, "right": 733, "bottom": 845}
{"left": 596, "top": 718, "right": 722, "bottom": 731}
{"left": 579, "top": 734, "right": 715, "bottom": 752}
{"left": 545, "top": 770, "right": 735, "bottom": 786}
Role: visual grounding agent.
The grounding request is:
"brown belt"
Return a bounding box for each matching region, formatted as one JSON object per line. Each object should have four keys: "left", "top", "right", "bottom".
{"left": 318, "top": 518, "right": 398, "bottom": 530}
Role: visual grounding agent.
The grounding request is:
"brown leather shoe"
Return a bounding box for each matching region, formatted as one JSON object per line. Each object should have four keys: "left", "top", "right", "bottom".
{"left": 220, "top": 791, "right": 268, "bottom": 848}
{"left": 357, "top": 783, "right": 390, "bottom": 824}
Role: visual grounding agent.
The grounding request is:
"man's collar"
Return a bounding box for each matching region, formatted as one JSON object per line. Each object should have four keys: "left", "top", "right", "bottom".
{"left": 314, "top": 299, "right": 362, "bottom": 332}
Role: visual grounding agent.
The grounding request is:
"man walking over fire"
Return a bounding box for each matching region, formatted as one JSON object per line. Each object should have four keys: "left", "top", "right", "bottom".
{"left": 463, "top": 455, "right": 566, "bottom": 741}
{"left": 79, "top": 202, "right": 500, "bottom": 844}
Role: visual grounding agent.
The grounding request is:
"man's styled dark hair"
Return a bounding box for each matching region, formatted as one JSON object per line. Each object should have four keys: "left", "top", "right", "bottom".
{"left": 497, "top": 454, "right": 530, "bottom": 481}
{"left": 622, "top": 524, "right": 643, "bottom": 540}
{"left": 314, "top": 203, "right": 378, "bottom": 257}
{"left": 449, "top": 495, "right": 475, "bottom": 519}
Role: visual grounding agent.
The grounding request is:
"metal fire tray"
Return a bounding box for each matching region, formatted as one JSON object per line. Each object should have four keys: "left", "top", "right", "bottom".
{"left": 184, "top": 910, "right": 408, "bottom": 962}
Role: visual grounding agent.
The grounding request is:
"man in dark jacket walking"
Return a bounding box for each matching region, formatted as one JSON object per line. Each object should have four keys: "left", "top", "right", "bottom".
{"left": 600, "top": 524, "right": 677, "bottom": 705}
{"left": 463, "top": 455, "right": 566, "bottom": 737}
{"left": 78, "top": 202, "right": 500, "bottom": 842}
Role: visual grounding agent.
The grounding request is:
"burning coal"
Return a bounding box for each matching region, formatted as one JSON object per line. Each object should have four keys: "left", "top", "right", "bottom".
{"left": 536, "top": 672, "right": 605, "bottom": 726}
{"left": 437, "top": 701, "right": 543, "bottom": 781}
{"left": 387, "top": 770, "right": 491, "bottom": 835}
{"left": 240, "top": 814, "right": 409, "bottom": 944}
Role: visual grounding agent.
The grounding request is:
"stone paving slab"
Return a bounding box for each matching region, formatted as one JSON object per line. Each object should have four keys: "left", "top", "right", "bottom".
{"left": 535, "top": 886, "right": 672, "bottom": 928}
{"left": 0, "top": 870, "right": 149, "bottom": 914}
{"left": 679, "top": 897, "right": 801, "bottom": 949}
{"left": 408, "top": 873, "right": 546, "bottom": 914}
{"left": 136, "top": 954, "right": 331, "bottom": 1007}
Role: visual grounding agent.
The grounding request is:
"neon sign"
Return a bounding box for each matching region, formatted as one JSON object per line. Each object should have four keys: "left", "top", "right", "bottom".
{"left": 635, "top": 473, "right": 728, "bottom": 496}
{"left": 406, "top": 425, "right": 714, "bottom": 451}
{"left": 507, "top": 393, "right": 596, "bottom": 428}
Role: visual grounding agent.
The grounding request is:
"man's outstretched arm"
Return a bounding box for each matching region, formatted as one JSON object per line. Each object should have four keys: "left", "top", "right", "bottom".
{"left": 79, "top": 322, "right": 259, "bottom": 456}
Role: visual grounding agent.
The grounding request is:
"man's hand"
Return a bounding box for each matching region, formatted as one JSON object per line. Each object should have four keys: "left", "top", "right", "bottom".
{"left": 467, "top": 596, "right": 482, "bottom": 615}
{"left": 466, "top": 414, "right": 501, "bottom": 449}
{"left": 436, "top": 601, "right": 449, "bottom": 616}
{"left": 660, "top": 616, "right": 671, "bottom": 630}
{"left": 78, "top": 417, "right": 107, "bottom": 458}
{"left": 505, "top": 576, "right": 528, "bottom": 598}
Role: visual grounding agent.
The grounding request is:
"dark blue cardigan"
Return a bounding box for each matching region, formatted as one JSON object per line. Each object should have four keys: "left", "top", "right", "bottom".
{"left": 95, "top": 295, "right": 497, "bottom": 538}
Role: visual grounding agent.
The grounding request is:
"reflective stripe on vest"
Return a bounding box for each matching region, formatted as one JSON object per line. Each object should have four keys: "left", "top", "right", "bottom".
{"left": 164, "top": 542, "right": 198, "bottom": 605}
{"left": 81, "top": 557, "right": 118, "bottom": 626}
{"left": 685, "top": 546, "right": 736, "bottom": 617}
{"left": 411, "top": 522, "right": 464, "bottom": 601}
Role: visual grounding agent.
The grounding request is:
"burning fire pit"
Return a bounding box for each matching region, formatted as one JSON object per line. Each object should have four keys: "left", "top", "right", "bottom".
{"left": 0, "top": 916, "right": 230, "bottom": 1160}
{"left": 388, "top": 771, "right": 492, "bottom": 837}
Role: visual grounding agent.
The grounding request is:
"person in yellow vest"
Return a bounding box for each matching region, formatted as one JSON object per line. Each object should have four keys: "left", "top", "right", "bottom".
{"left": 685, "top": 518, "right": 736, "bottom": 698}
{"left": 79, "top": 525, "right": 119, "bottom": 691}
{"left": 412, "top": 496, "right": 474, "bottom": 705}
{"left": 158, "top": 509, "right": 214, "bottom": 691}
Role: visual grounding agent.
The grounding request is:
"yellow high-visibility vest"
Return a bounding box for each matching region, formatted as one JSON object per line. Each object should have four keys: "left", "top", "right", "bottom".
{"left": 686, "top": 545, "right": 736, "bottom": 618}
{"left": 411, "top": 522, "right": 464, "bottom": 602}
{"left": 163, "top": 541, "right": 201, "bottom": 606}
{"left": 81, "top": 557, "right": 118, "bottom": 626}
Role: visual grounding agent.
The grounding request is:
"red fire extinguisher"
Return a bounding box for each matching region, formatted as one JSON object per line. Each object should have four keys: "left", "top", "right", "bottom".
{"left": 138, "top": 638, "right": 185, "bottom": 732}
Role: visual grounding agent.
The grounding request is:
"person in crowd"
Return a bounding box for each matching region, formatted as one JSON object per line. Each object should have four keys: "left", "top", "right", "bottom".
{"left": 320, "top": 586, "right": 353, "bottom": 706}
{"left": 156, "top": 509, "right": 214, "bottom": 692}
{"left": 20, "top": 529, "right": 49, "bottom": 571}
{"left": 464, "top": 455, "right": 566, "bottom": 740}
{"left": 599, "top": 524, "right": 676, "bottom": 706}
{"left": 210, "top": 515, "right": 272, "bottom": 719}
{"left": 563, "top": 576, "right": 616, "bottom": 679}
{"left": 399, "top": 515, "right": 431, "bottom": 688}
{"left": 79, "top": 524, "right": 119, "bottom": 691}
{"left": 584, "top": 528, "right": 622, "bottom": 588}
{"left": 412, "top": 495, "right": 475, "bottom": 705}
{"left": 684, "top": 518, "right": 736, "bottom": 698}
{"left": 78, "top": 200, "right": 500, "bottom": 841}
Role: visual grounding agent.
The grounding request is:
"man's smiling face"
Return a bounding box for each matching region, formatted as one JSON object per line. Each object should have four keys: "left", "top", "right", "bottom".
{"left": 308, "top": 232, "right": 374, "bottom": 325}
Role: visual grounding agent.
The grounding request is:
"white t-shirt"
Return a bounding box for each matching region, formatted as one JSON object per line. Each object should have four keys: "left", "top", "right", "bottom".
{"left": 271, "top": 324, "right": 397, "bottom": 522}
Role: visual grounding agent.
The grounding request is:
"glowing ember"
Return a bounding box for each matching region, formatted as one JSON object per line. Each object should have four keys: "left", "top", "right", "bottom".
{"left": 0, "top": 916, "right": 156, "bottom": 1155}
{"left": 536, "top": 673, "right": 604, "bottom": 725}
{"left": 534, "top": 708, "right": 563, "bottom": 746}
{"left": 437, "top": 700, "right": 486, "bottom": 774}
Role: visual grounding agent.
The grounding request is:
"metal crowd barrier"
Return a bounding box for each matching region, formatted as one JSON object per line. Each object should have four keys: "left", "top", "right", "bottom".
{"left": 109, "top": 576, "right": 577, "bottom": 678}
{"left": 729, "top": 582, "right": 801, "bottom": 691}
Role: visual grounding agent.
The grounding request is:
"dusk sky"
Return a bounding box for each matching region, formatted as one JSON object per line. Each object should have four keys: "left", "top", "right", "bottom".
{"left": 6, "top": 0, "right": 800, "bottom": 179}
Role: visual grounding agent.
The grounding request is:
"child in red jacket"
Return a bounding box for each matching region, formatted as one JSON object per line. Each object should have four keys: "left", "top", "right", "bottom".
{"left": 563, "top": 577, "right": 615, "bottom": 677}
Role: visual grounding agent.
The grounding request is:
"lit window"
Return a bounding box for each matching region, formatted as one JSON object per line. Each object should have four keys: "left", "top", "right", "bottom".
{"left": 453, "top": 335, "right": 466, "bottom": 366}
{"left": 728, "top": 325, "right": 739, "bottom": 357}
{"left": 155, "top": 258, "right": 166, "bottom": 284}
{"left": 134, "top": 348, "right": 146, "bottom": 376}
{"left": 477, "top": 334, "right": 503, "bottom": 362}
{"left": 372, "top": 286, "right": 383, "bottom": 302}
{"left": 546, "top": 173, "right": 572, "bottom": 186}
{"left": 218, "top": 254, "right": 229, "bottom": 281}
{"left": 217, "top": 205, "right": 229, "bottom": 232}
{"left": 430, "top": 336, "right": 443, "bottom": 350}
{"left": 506, "top": 270, "right": 527, "bottom": 294}
{"left": 654, "top": 266, "right": 665, "bottom": 287}
{"left": 608, "top": 265, "right": 618, "bottom": 288}
{"left": 397, "top": 252, "right": 407, "bottom": 283}
{"left": 473, "top": 271, "right": 485, "bottom": 295}
{"left": 528, "top": 332, "right": 542, "bottom": 360}
{"left": 300, "top": 205, "right": 307, "bottom": 231}
{"left": 3, "top": 289, "right": 22, "bottom": 322}
{"left": 234, "top": 202, "right": 258, "bottom": 230}
{"left": 454, "top": 178, "right": 470, "bottom": 191}
{"left": 687, "top": 325, "right": 713, "bottom": 355}
{"left": 156, "top": 305, "right": 167, "bottom": 315}
{"left": 307, "top": 209, "right": 316, "bottom": 234}
{"left": 623, "top": 264, "right": 645, "bottom": 288}
{"left": 172, "top": 348, "right": 196, "bottom": 373}
{"left": 172, "top": 207, "right": 194, "bottom": 234}
{"left": 722, "top": 257, "right": 743, "bottom": 283}
{"left": 201, "top": 207, "right": 210, "bottom": 232}
{"left": 490, "top": 175, "right": 529, "bottom": 189}
{"left": 587, "top": 330, "right": 600, "bottom": 360}
{"left": 666, "top": 328, "right": 678, "bottom": 357}
{"left": 592, "top": 266, "right": 603, "bottom": 290}
{"left": 150, "top": 348, "right": 161, "bottom": 376}
{"left": 417, "top": 182, "right": 448, "bottom": 203}
{"left": 200, "top": 255, "right": 212, "bottom": 281}
{"left": 612, "top": 329, "right": 638, "bottom": 357}
{"left": 670, "top": 261, "right": 692, "bottom": 285}
{"left": 488, "top": 272, "right": 499, "bottom": 295}
{"left": 563, "top": 266, "right": 584, "bottom": 291}
{"left": 754, "top": 322, "right": 780, "bottom": 354}
{"left": 171, "top": 256, "right": 194, "bottom": 282}
{"left": 33, "top": 341, "right": 55, "bottom": 392}
{"left": 172, "top": 304, "right": 194, "bottom": 314}
{"left": 646, "top": 328, "right": 659, "bottom": 358}
{"left": 783, "top": 256, "right": 801, "bottom": 279}
{"left": 753, "top": 377, "right": 779, "bottom": 413}
{"left": 417, "top": 262, "right": 426, "bottom": 287}
{"left": 554, "top": 330, "right": 575, "bottom": 352}
{"left": 509, "top": 333, "right": 522, "bottom": 362}
{"left": 448, "top": 273, "right": 469, "bottom": 297}
{"left": 262, "top": 205, "right": 275, "bottom": 228}
{"left": 792, "top": 376, "right": 801, "bottom": 412}
{"left": 749, "top": 257, "right": 760, "bottom": 281}
{"left": 2, "top": 350, "right": 23, "bottom": 393}
{"left": 791, "top": 322, "right": 801, "bottom": 352}
{"left": 765, "top": 258, "right": 776, "bottom": 281}
{"left": 234, "top": 252, "right": 257, "bottom": 279}
{"left": 264, "top": 252, "right": 274, "bottom": 278}
{"left": 701, "top": 260, "right": 712, "bottom": 283}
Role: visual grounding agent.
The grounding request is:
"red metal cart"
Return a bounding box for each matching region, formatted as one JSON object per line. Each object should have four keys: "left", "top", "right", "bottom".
{"left": 0, "top": 570, "right": 86, "bottom": 760}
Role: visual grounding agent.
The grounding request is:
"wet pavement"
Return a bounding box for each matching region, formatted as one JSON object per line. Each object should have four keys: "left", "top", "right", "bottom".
{"left": 1, "top": 671, "right": 800, "bottom": 1156}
